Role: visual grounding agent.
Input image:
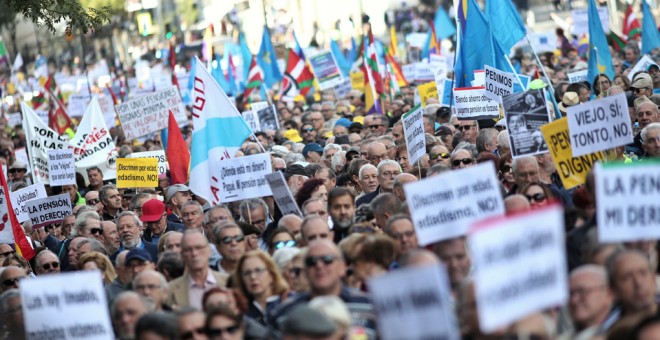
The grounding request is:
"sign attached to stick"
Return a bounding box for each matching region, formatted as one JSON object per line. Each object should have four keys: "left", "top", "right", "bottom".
{"left": 401, "top": 104, "right": 426, "bottom": 165}
{"left": 502, "top": 90, "right": 551, "bottom": 158}
{"left": 484, "top": 65, "right": 514, "bottom": 102}
{"left": 242, "top": 110, "right": 260, "bottom": 132}
{"left": 469, "top": 205, "right": 568, "bottom": 333}
{"left": 309, "top": 51, "right": 343, "bottom": 90}
{"left": 129, "top": 151, "right": 167, "bottom": 175}
{"left": 214, "top": 153, "right": 272, "bottom": 203}
{"left": 627, "top": 55, "right": 659, "bottom": 81}
{"left": 116, "top": 158, "right": 159, "bottom": 188}
{"left": 368, "top": 264, "right": 460, "bottom": 340}
{"left": 566, "top": 93, "right": 632, "bottom": 157}
{"left": 415, "top": 62, "right": 434, "bottom": 82}
{"left": 26, "top": 193, "right": 72, "bottom": 228}
{"left": 402, "top": 64, "right": 416, "bottom": 84}
{"left": 265, "top": 172, "right": 302, "bottom": 217}
{"left": 567, "top": 69, "right": 588, "bottom": 84}
{"left": 115, "top": 86, "right": 186, "bottom": 140}
{"left": 404, "top": 163, "right": 504, "bottom": 245}
{"left": 417, "top": 82, "right": 438, "bottom": 107}
{"left": 453, "top": 87, "right": 500, "bottom": 120}
{"left": 333, "top": 78, "right": 352, "bottom": 99}
{"left": 10, "top": 183, "right": 47, "bottom": 223}
{"left": 350, "top": 72, "right": 365, "bottom": 91}
{"left": 48, "top": 149, "right": 76, "bottom": 186}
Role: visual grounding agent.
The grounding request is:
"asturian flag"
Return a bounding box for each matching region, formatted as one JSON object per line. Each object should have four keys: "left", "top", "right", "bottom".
{"left": 190, "top": 57, "right": 253, "bottom": 205}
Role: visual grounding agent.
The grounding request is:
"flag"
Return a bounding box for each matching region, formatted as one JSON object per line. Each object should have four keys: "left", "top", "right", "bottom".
{"left": 347, "top": 37, "right": 359, "bottom": 65}
{"left": 577, "top": 34, "right": 589, "bottom": 56}
{"left": 0, "top": 168, "right": 35, "bottom": 260}
{"left": 167, "top": 110, "right": 190, "bottom": 184}
{"left": 202, "top": 25, "right": 214, "bottom": 62}
{"left": 257, "top": 26, "right": 282, "bottom": 88}
{"left": 34, "top": 55, "right": 48, "bottom": 78}
{"left": 385, "top": 53, "right": 408, "bottom": 88}
{"left": 244, "top": 56, "right": 264, "bottom": 103}
{"left": 106, "top": 83, "right": 120, "bottom": 105}
{"left": 434, "top": 5, "right": 457, "bottom": 40}
{"left": 587, "top": 0, "right": 615, "bottom": 82}
{"left": 169, "top": 42, "right": 180, "bottom": 91}
{"left": 0, "top": 41, "right": 7, "bottom": 66}
{"left": 280, "top": 48, "right": 315, "bottom": 101}
{"left": 45, "top": 89, "right": 73, "bottom": 135}
{"left": 363, "top": 29, "right": 384, "bottom": 114}
{"left": 331, "top": 40, "right": 351, "bottom": 77}
{"left": 422, "top": 22, "right": 441, "bottom": 58}
{"left": 239, "top": 32, "right": 253, "bottom": 81}
{"left": 43, "top": 75, "right": 63, "bottom": 102}
{"left": 389, "top": 25, "right": 398, "bottom": 58}
{"left": 641, "top": 0, "right": 660, "bottom": 55}
{"left": 21, "top": 102, "right": 69, "bottom": 184}
{"left": 190, "top": 56, "right": 253, "bottom": 205}
{"left": 607, "top": 31, "right": 627, "bottom": 52}
{"left": 623, "top": 4, "right": 641, "bottom": 41}
{"left": 485, "top": 0, "right": 527, "bottom": 52}
{"left": 293, "top": 31, "right": 307, "bottom": 61}
{"left": 12, "top": 53, "right": 23, "bottom": 71}
{"left": 455, "top": 0, "right": 500, "bottom": 87}
{"left": 212, "top": 54, "right": 234, "bottom": 96}
{"left": 227, "top": 53, "right": 239, "bottom": 94}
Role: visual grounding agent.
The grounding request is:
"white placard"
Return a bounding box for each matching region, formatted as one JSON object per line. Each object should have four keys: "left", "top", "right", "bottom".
{"left": 10, "top": 183, "right": 47, "bottom": 223}
{"left": 7, "top": 112, "right": 21, "bottom": 127}
{"left": 265, "top": 172, "right": 302, "bottom": 216}
{"left": 26, "top": 193, "right": 72, "bottom": 228}
{"left": 484, "top": 65, "right": 514, "bottom": 102}
{"left": 332, "top": 78, "right": 352, "bottom": 99}
{"left": 130, "top": 150, "right": 167, "bottom": 175}
{"left": 115, "top": 86, "right": 187, "bottom": 140}
{"left": 627, "top": 55, "right": 659, "bottom": 81}
{"left": 435, "top": 66, "right": 447, "bottom": 103}
{"left": 567, "top": 69, "right": 588, "bottom": 84}
{"left": 453, "top": 87, "right": 500, "bottom": 120}
{"left": 472, "top": 70, "right": 485, "bottom": 87}
{"left": 429, "top": 54, "right": 448, "bottom": 75}
{"left": 572, "top": 7, "right": 609, "bottom": 36}
{"left": 242, "top": 110, "right": 260, "bottom": 132}
{"left": 406, "top": 33, "right": 428, "bottom": 49}
{"left": 68, "top": 94, "right": 92, "bottom": 117}
{"left": 214, "top": 153, "right": 273, "bottom": 203}
{"left": 567, "top": 93, "right": 633, "bottom": 157}
{"left": 20, "top": 271, "right": 114, "bottom": 340}
{"left": 402, "top": 104, "right": 426, "bottom": 165}
{"left": 469, "top": 205, "right": 568, "bottom": 333}
{"left": 14, "top": 147, "right": 31, "bottom": 175}
{"left": 596, "top": 162, "right": 660, "bottom": 242}
{"left": 402, "top": 64, "right": 416, "bottom": 84}
{"left": 48, "top": 149, "right": 76, "bottom": 186}
{"left": 415, "top": 62, "right": 434, "bottom": 82}
{"left": 368, "top": 264, "right": 460, "bottom": 340}
{"left": 404, "top": 163, "right": 504, "bottom": 245}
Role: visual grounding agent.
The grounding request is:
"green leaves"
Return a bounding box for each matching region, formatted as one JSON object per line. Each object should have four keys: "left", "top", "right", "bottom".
{"left": 2, "top": 0, "right": 113, "bottom": 35}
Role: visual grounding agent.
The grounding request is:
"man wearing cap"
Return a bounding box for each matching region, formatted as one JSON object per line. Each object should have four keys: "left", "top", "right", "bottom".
{"left": 165, "top": 184, "right": 193, "bottom": 224}
{"left": 631, "top": 74, "right": 654, "bottom": 98}
{"left": 303, "top": 143, "right": 324, "bottom": 164}
{"left": 285, "top": 164, "right": 309, "bottom": 197}
{"left": 141, "top": 199, "right": 184, "bottom": 244}
{"left": 125, "top": 248, "right": 156, "bottom": 281}
{"left": 558, "top": 92, "right": 579, "bottom": 116}
{"left": 7, "top": 161, "right": 29, "bottom": 188}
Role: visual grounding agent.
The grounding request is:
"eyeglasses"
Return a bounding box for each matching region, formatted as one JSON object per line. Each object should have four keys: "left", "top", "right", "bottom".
{"left": 207, "top": 325, "right": 241, "bottom": 337}
{"left": 525, "top": 193, "right": 546, "bottom": 202}
{"left": 274, "top": 240, "right": 296, "bottom": 249}
{"left": 181, "top": 328, "right": 206, "bottom": 340}
{"left": 391, "top": 230, "right": 415, "bottom": 240}
{"left": 501, "top": 164, "right": 512, "bottom": 173}
{"left": 0, "top": 250, "right": 15, "bottom": 257}
{"left": 289, "top": 266, "right": 303, "bottom": 277}
{"left": 241, "top": 267, "right": 267, "bottom": 278}
{"left": 633, "top": 87, "right": 649, "bottom": 93}
{"left": 451, "top": 158, "right": 474, "bottom": 167}
{"left": 429, "top": 152, "right": 449, "bottom": 160}
{"left": 41, "top": 261, "right": 59, "bottom": 270}
{"left": 381, "top": 171, "right": 401, "bottom": 177}
{"left": 9, "top": 169, "right": 25, "bottom": 174}
{"left": 135, "top": 284, "right": 162, "bottom": 291}
{"left": 2, "top": 277, "right": 23, "bottom": 287}
{"left": 90, "top": 228, "right": 103, "bottom": 235}
{"left": 458, "top": 125, "right": 476, "bottom": 131}
{"left": 220, "top": 235, "right": 245, "bottom": 244}
{"left": 368, "top": 124, "right": 384, "bottom": 129}
{"left": 86, "top": 199, "right": 100, "bottom": 205}
{"left": 370, "top": 154, "right": 388, "bottom": 162}
{"left": 305, "top": 255, "right": 337, "bottom": 267}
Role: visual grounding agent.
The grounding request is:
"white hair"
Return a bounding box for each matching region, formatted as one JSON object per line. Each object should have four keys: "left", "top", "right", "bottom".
{"left": 331, "top": 151, "right": 346, "bottom": 171}
{"left": 358, "top": 164, "right": 377, "bottom": 180}
{"left": 497, "top": 130, "right": 510, "bottom": 149}
{"left": 323, "top": 143, "right": 342, "bottom": 153}
{"left": 272, "top": 247, "right": 301, "bottom": 271}
{"left": 642, "top": 123, "right": 660, "bottom": 143}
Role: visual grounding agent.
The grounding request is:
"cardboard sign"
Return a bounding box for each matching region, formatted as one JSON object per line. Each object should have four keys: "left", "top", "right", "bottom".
{"left": 628, "top": 55, "right": 659, "bottom": 81}
{"left": 129, "top": 150, "right": 167, "bottom": 175}
{"left": 214, "top": 153, "right": 273, "bottom": 203}
{"left": 417, "top": 81, "right": 438, "bottom": 107}
{"left": 402, "top": 104, "right": 426, "bottom": 165}
{"left": 484, "top": 65, "right": 514, "bottom": 102}
{"left": 472, "top": 70, "right": 485, "bottom": 87}
{"left": 265, "top": 172, "right": 302, "bottom": 216}
{"left": 48, "top": 149, "right": 76, "bottom": 186}
{"left": 26, "top": 193, "right": 72, "bottom": 228}
{"left": 404, "top": 163, "right": 504, "bottom": 245}
{"left": 502, "top": 90, "right": 551, "bottom": 158}
{"left": 20, "top": 271, "right": 114, "bottom": 340}
{"left": 567, "top": 93, "right": 632, "bottom": 157}
{"left": 453, "top": 87, "right": 500, "bottom": 120}
{"left": 415, "top": 62, "right": 434, "bottom": 82}
{"left": 350, "top": 72, "right": 365, "bottom": 91}
{"left": 469, "top": 205, "right": 568, "bottom": 333}
{"left": 402, "top": 64, "right": 416, "bottom": 84}
{"left": 10, "top": 183, "right": 47, "bottom": 223}
{"left": 242, "top": 110, "right": 260, "bottom": 132}
{"left": 7, "top": 112, "right": 21, "bottom": 127}
{"left": 540, "top": 117, "right": 612, "bottom": 189}
{"left": 309, "top": 51, "right": 343, "bottom": 90}
{"left": 332, "top": 78, "right": 352, "bottom": 99}
{"left": 567, "top": 69, "right": 588, "bottom": 84}
{"left": 116, "top": 158, "right": 159, "bottom": 188}
{"left": 368, "top": 264, "right": 460, "bottom": 340}
{"left": 572, "top": 7, "right": 609, "bottom": 36}
{"left": 596, "top": 162, "right": 660, "bottom": 242}
{"left": 115, "top": 86, "right": 187, "bottom": 140}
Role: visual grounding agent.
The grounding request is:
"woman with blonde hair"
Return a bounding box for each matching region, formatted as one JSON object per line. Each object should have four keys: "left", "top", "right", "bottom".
{"left": 78, "top": 251, "right": 117, "bottom": 285}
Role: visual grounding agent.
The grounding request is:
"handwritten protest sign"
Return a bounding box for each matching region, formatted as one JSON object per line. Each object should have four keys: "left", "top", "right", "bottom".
{"left": 10, "top": 183, "right": 47, "bottom": 223}
{"left": 567, "top": 69, "right": 588, "bottom": 84}
{"left": 453, "top": 87, "right": 500, "bottom": 120}
{"left": 484, "top": 65, "right": 514, "bottom": 102}
{"left": 26, "top": 193, "right": 72, "bottom": 228}
{"left": 627, "top": 55, "right": 659, "bottom": 81}
{"left": 48, "top": 149, "right": 76, "bottom": 186}
{"left": 567, "top": 93, "right": 632, "bottom": 157}
{"left": 402, "top": 104, "right": 426, "bottom": 165}
{"left": 469, "top": 205, "right": 568, "bottom": 333}
{"left": 20, "top": 271, "right": 114, "bottom": 340}
{"left": 129, "top": 151, "right": 167, "bottom": 175}
{"left": 350, "top": 72, "right": 365, "bottom": 91}
{"left": 215, "top": 153, "right": 272, "bottom": 203}
{"left": 503, "top": 89, "right": 551, "bottom": 157}
{"left": 115, "top": 86, "right": 186, "bottom": 140}
{"left": 116, "top": 158, "right": 158, "bottom": 188}
{"left": 415, "top": 62, "right": 434, "bottom": 82}
{"left": 596, "top": 162, "right": 660, "bottom": 242}
{"left": 265, "top": 172, "right": 302, "bottom": 216}
{"left": 309, "top": 51, "right": 343, "bottom": 90}
{"left": 404, "top": 163, "right": 504, "bottom": 245}
{"left": 540, "top": 117, "right": 612, "bottom": 189}
{"left": 368, "top": 264, "right": 460, "bottom": 340}
{"left": 417, "top": 82, "right": 438, "bottom": 107}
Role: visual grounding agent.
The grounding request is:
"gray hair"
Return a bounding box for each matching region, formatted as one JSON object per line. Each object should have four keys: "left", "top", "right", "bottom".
{"left": 497, "top": 130, "right": 510, "bottom": 150}
{"left": 476, "top": 128, "right": 499, "bottom": 154}
{"left": 130, "top": 193, "right": 155, "bottom": 211}
{"left": 71, "top": 211, "right": 101, "bottom": 237}
{"left": 204, "top": 205, "right": 232, "bottom": 225}
{"left": 272, "top": 247, "right": 301, "bottom": 271}
{"left": 77, "top": 238, "right": 108, "bottom": 256}
{"left": 111, "top": 291, "right": 154, "bottom": 317}
{"left": 511, "top": 156, "right": 538, "bottom": 173}
{"left": 453, "top": 142, "right": 478, "bottom": 159}
{"left": 323, "top": 143, "right": 342, "bottom": 154}
{"left": 115, "top": 210, "right": 143, "bottom": 229}
{"left": 239, "top": 198, "right": 269, "bottom": 222}
{"left": 376, "top": 160, "right": 401, "bottom": 175}
{"left": 570, "top": 264, "right": 608, "bottom": 284}
{"left": 35, "top": 250, "right": 58, "bottom": 266}
{"left": 212, "top": 222, "right": 243, "bottom": 242}
{"left": 0, "top": 289, "right": 20, "bottom": 314}
{"left": 384, "top": 213, "right": 413, "bottom": 235}
{"left": 181, "top": 200, "right": 203, "bottom": 215}
{"left": 115, "top": 250, "right": 129, "bottom": 267}
{"left": 427, "top": 164, "right": 451, "bottom": 177}
{"left": 99, "top": 184, "right": 118, "bottom": 203}
{"left": 132, "top": 270, "right": 169, "bottom": 291}
{"left": 284, "top": 152, "right": 305, "bottom": 165}
{"left": 331, "top": 151, "right": 346, "bottom": 171}
{"left": 641, "top": 122, "right": 660, "bottom": 144}
{"left": 358, "top": 164, "right": 377, "bottom": 180}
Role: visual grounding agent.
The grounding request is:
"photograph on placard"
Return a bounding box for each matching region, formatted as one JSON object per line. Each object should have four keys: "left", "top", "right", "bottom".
{"left": 257, "top": 105, "right": 280, "bottom": 131}
{"left": 503, "top": 89, "right": 551, "bottom": 157}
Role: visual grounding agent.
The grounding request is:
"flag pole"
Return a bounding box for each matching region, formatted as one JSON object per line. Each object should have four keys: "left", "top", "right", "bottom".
{"left": 524, "top": 36, "right": 556, "bottom": 99}
{"left": 504, "top": 54, "right": 525, "bottom": 88}
{"left": 449, "top": 16, "right": 460, "bottom": 113}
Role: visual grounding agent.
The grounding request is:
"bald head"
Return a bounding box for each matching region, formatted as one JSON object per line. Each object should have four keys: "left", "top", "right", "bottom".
{"left": 393, "top": 173, "right": 418, "bottom": 201}
{"left": 399, "top": 249, "right": 441, "bottom": 268}
{"left": 504, "top": 194, "right": 531, "bottom": 214}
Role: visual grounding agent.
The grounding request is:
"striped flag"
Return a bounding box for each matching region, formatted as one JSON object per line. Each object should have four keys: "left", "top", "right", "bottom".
{"left": 280, "top": 48, "right": 314, "bottom": 101}
{"left": 389, "top": 25, "right": 398, "bottom": 59}
{"left": 362, "top": 29, "right": 384, "bottom": 114}
{"left": 623, "top": 4, "right": 641, "bottom": 41}
{"left": 385, "top": 53, "right": 408, "bottom": 88}
{"left": 0, "top": 165, "right": 35, "bottom": 260}
{"left": 243, "top": 56, "right": 264, "bottom": 103}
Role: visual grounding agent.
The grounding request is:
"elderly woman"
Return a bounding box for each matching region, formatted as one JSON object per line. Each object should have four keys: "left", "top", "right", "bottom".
{"left": 78, "top": 251, "right": 117, "bottom": 285}
{"left": 295, "top": 178, "right": 328, "bottom": 208}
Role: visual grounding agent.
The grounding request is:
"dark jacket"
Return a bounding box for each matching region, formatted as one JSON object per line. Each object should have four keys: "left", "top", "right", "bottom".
{"left": 143, "top": 221, "right": 184, "bottom": 243}
{"left": 109, "top": 239, "right": 159, "bottom": 263}
{"left": 355, "top": 187, "right": 381, "bottom": 207}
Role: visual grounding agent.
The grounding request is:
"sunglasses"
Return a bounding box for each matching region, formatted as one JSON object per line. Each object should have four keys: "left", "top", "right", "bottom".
{"left": 220, "top": 235, "right": 245, "bottom": 244}
{"left": 87, "top": 199, "right": 100, "bottom": 205}
{"left": 90, "top": 228, "right": 103, "bottom": 235}
{"left": 9, "top": 169, "right": 25, "bottom": 173}
{"left": 305, "top": 255, "right": 337, "bottom": 267}
{"left": 429, "top": 152, "right": 449, "bottom": 160}
{"left": 501, "top": 164, "right": 512, "bottom": 173}
{"left": 289, "top": 266, "right": 303, "bottom": 277}
{"left": 2, "top": 277, "right": 22, "bottom": 287}
{"left": 207, "top": 325, "right": 241, "bottom": 337}
{"left": 302, "top": 128, "right": 314, "bottom": 133}
{"left": 42, "top": 261, "right": 59, "bottom": 270}
{"left": 0, "top": 250, "right": 15, "bottom": 257}
{"left": 181, "top": 328, "right": 205, "bottom": 340}
{"left": 451, "top": 158, "right": 474, "bottom": 167}
{"left": 368, "top": 124, "right": 384, "bottom": 129}
{"left": 525, "top": 193, "right": 546, "bottom": 202}
{"left": 274, "top": 240, "right": 296, "bottom": 249}
{"left": 458, "top": 125, "right": 476, "bottom": 131}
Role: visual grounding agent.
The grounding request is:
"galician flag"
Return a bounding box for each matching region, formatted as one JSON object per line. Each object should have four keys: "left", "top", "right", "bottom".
{"left": 190, "top": 57, "right": 253, "bottom": 205}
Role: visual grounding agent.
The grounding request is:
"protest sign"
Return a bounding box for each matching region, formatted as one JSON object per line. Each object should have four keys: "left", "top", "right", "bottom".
{"left": 332, "top": 78, "right": 352, "bottom": 99}
{"left": 242, "top": 110, "right": 260, "bottom": 132}
{"left": 20, "top": 271, "right": 113, "bottom": 340}
{"left": 48, "top": 149, "right": 76, "bottom": 186}
{"left": 415, "top": 62, "right": 434, "bottom": 82}
{"left": 627, "top": 55, "right": 659, "bottom": 81}
{"left": 503, "top": 90, "right": 551, "bottom": 157}
{"left": 129, "top": 150, "right": 167, "bottom": 175}
{"left": 402, "top": 104, "right": 426, "bottom": 165}
{"left": 0, "top": 185, "right": 12, "bottom": 244}
{"left": 265, "top": 172, "right": 302, "bottom": 217}
{"left": 257, "top": 105, "right": 279, "bottom": 131}
{"left": 429, "top": 54, "right": 448, "bottom": 74}
{"left": 595, "top": 162, "right": 660, "bottom": 242}
{"left": 525, "top": 32, "right": 557, "bottom": 53}
{"left": 22, "top": 103, "right": 69, "bottom": 184}
{"left": 7, "top": 112, "right": 21, "bottom": 127}
{"left": 453, "top": 87, "right": 500, "bottom": 120}
{"left": 472, "top": 70, "right": 485, "bottom": 87}
{"left": 567, "top": 69, "right": 588, "bottom": 84}
{"left": 116, "top": 158, "right": 159, "bottom": 188}
{"left": 115, "top": 86, "right": 186, "bottom": 140}
{"left": 402, "top": 64, "right": 415, "bottom": 84}
{"left": 404, "top": 163, "right": 504, "bottom": 245}
{"left": 406, "top": 33, "right": 428, "bottom": 48}
{"left": 68, "top": 94, "right": 92, "bottom": 117}
{"left": 10, "top": 183, "right": 47, "bottom": 223}
{"left": 484, "top": 65, "right": 514, "bottom": 102}
{"left": 572, "top": 7, "right": 609, "bottom": 36}
{"left": 368, "top": 264, "right": 460, "bottom": 340}
{"left": 350, "top": 72, "right": 365, "bottom": 91}
{"left": 214, "top": 153, "right": 273, "bottom": 203}
{"left": 26, "top": 193, "right": 72, "bottom": 228}
{"left": 469, "top": 205, "right": 567, "bottom": 333}
{"left": 566, "top": 93, "right": 632, "bottom": 157}
{"left": 540, "top": 117, "right": 612, "bottom": 189}
{"left": 435, "top": 68, "right": 447, "bottom": 105}
{"left": 309, "top": 51, "right": 343, "bottom": 90}
{"left": 14, "top": 147, "right": 31, "bottom": 174}
{"left": 417, "top": 81, "right": 438, "bottom": 107}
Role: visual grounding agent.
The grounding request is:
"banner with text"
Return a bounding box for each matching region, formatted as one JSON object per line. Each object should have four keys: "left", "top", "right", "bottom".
{"left": 484, "top": 65, "right": 514, "bottom": 102}
{"left": 214, "top": 153, "right": 273, "bottom": 203}
{"left": 453, "top": 87, "right": 500, "bottom": 120}
{"left": 628, "top": 55, "right": 659, "bottom": 81}
{"left": 417, "top": 81, "right": 438, "bottom": 107}
{"left": 116, "top": 86, "right": 186, "bottom": 140}
{"left": 22, "top": 103, "right": 69, "bottom": 184}
{"left": 26, "top": 193, "right": 72, "bottom": 228}
{"left": 265, "top": 172, "right": 302, "bottom": 216}
{"left": 48, "top": 149, "right": 76, "bottom": 186}
{"left": 309, "top": 51, "right": 343, "bottom": 90}
{"left": 116, "top": 158, "right": 159, "bottom": 188}
{"left": 567, "top": 69, "right": 588, "bottom": 84}
{"left": 10, "top": 183, "right": 47, "bottom": 223}
{"left": 129, "top": 151, "right": 167, "bottom": 175}
{"left": 402, "top": 104, "right": 426, "bottom": 165}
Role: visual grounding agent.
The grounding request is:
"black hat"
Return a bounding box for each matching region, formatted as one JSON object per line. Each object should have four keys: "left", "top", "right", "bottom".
{"left": 284, "top": 164, "right": 309, "bottom": 179}
{"left": 279, "top": 304, "right": 336, "bottom": 336}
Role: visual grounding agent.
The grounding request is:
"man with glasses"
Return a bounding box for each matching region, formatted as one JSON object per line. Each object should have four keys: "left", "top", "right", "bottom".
{"left": 34, "top": 250, "right": 60, "bottom": 275}
{"left": 7, "top": 161, "right": 29, "bottom": 188}
{"left": 133, "top": 270, "right": 170, "bottom": 311}
{"left": 0, "top": 266, "right": 26, "bottom": 294}
{"left": 165, "top": 184, "right": 193, "bottom": 224}
{"left": 307, "top": 111, "right": 325, "bottom": 132}
{"left": 366, "top": 141, "right": 388, "bottom": 166}
{"left": 141, "top": 199, "right": 184, "bottom": 243}
{"left": 84, "top": 190, "right": 103, "bottom": 215}
{"left": 563, "top": 265, "right": 614, "bottom": 340}
{"left": 631, "top": 74, "right": 654, "bottom": 98}
{"left": 642, "top": 123, "right": 660, "bottom": 158}
{"left": 212, "top": 223, "right": 246, "bottom": 274}
{"left": 630, "top": 99, "right": 660, "bottom": 157}
{"left": 130, "top": 192, "right": 156, "bottom": 218}
{"left": 365, "top": 115, "right": 388, "bottom": 137}
{"left": 302, "top": 198, "right": 328, "bottom": 218}
{"left": 429, "top": 145, "right": 451, "bottom": 167}
{"left": 204, "top": 205, "right": 234, "bottom": 229}
{"left": 385, "top": 214, "right": 419, "bottom": 255}
{"left": 0, "top": 243, "right": 14, "bottom": 261}
{"left": 110, "top": 211, "right": 159, "bottom": 263}
{"left": 277, "top": 214, "right": 303, "bottom": 239}
{"left": 176, "top": 308, "right": 207, "bottom": 340}
{"left": 508, "top": 156, "right": 540, "bottom": 195}
{"left": 356, "top": 160, "right": 401, "bottom": 207}
{"left": 300, "top": 123, "right": 319, "bottom": 144}
{"left": 450, "top": 149, "right": 476, "bottom": 170}
{"left": 457, "top": 120, "right": 479, "bottom": 144}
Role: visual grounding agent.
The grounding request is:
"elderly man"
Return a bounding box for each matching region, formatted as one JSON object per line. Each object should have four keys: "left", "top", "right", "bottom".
{"left": 507, "top": 156, "right": 540, "bottom": 195}
{"left": 100, "top": 184, "right": 123, "bottom": 221}
{"left": 429, "top": 145, "right": 451, "bottom": 167}
{"left": 458, "top": 120, "right": 479, "bottom": 144}
{"left": 0, "top": 289, "right": 24, "bottom": 339}
{"left": 357, "top": 164, "right": 379, "bottom": 200}
{"left": 642, "top": 123, "right": 660, "bottom": 158}
{"left": 0, "top": 266, "right": 26, "bottom": 294}
{"left": 356, "top": 160, "right": 401, "bottom": 206}
{"left": 63, "top": 183, "right": 85, "bottom": 207}
{"left": 365, "top": 115, "right": 388, "bottom": 137}
{"left": 212, "top": 223, "right": 246, "bottom": 274}
{"left": 106, "top": 250, "right": 130, "bottom": 302}
{"left": 111, "top": 291, "right": 152, "bottom": 340}
{"left": 101, "top": 220, "right": 120, "bottom": 255}
{"left": 125, "top": 248, "right": 156, "bottom": 281}
{"left": 476, "top": 128, "right": 499, "bottom": 154}
{"left": 181, "top": 201, "right": 205, "bottom": 232}
{"left": 165, "top": 184, "right": 193, "bottom": 224}
{"left": 631, "top": 74, "right": 654, "bottom": 98}
{"left": 284, "top": 164, "right": 309, "bottom": 197}
{"left": 392, "top": 173, "right": 417, "bottom": 202}
{"left": 34, "top": 250, "right": 60, "bottom": 275}
{"left": 384, "top": 214, "right": 419, "bottom": 255}
{"left": 84, "top": 190, "right": 103, "bottom": 215}
{"left": 300, "top": 215, "right": 334, "bottom": 246}
{"left": 204, "top": 205, "right": 234, "bottom": 227}
{"left": 239, "top": 198, "right": 269, "bottom": 232}
{"left": 133, "top": 270, "right": 170, "bottom": 311}
{"left": 450, "top": 148, "right": 476, "bottom": 170}
{"left": 141, "top": 199, "right": 184, "bottom": 243}
{"left": 111, "top": 211, "right": 158, "bottom": 262}
{"left": 314, "top": 167, "right": 336, "bottom": 192}
{"left": 277, "top": 214, "right": 303, "bottom": 238}
{"left": 629, "top": 98, "right": 660, "bottom": 156}
{"left": 302, "top": 198, "right": 328, "bottom": 218}
{"left": 371, "top": 193, "right": 401, "bottom": 230}
{"left": 434, "top": 237, "right": 471, "bottom": 295}
{"left": 176, "top": 308, "right": 207, "bottom": 340}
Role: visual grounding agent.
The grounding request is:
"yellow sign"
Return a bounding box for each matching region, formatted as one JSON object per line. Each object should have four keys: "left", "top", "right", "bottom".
{"left": 350, "top": 72, "right": 364, "bottom": 91}
{"left": 136, "top": 12, "right": 153, "bottom": 36}
{"left": 116, "top": 158, "right": 158, "bottom": 188}
{"left": 540, "top": 117, "right": 613, "bottom": 189}
{"left": 417, "top": 81, "right": 438, "bottom": 107}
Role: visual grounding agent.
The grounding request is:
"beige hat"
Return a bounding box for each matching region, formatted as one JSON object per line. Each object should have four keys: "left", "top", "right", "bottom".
{"left": 631, "top": 73, "right": 653, "bottom": 89}
{"left": 558, "top": 92, "right": 580, "bottom": 113}
{"left": 634, "top": 96, "right": 655, "bottom": 111}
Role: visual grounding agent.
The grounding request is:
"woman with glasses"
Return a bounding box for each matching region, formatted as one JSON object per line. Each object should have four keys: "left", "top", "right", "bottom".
{"left": 267, "top": 228, "right": 297, "bottom": 255}
{"left": 498, "top": 153, "right": 515, "bottom": 192}
{"left": 592, "top": 73, "right": 612, "bottom": 98}
{"left": 232, "top": 251, "right": 291, "bottom": 325}
{"left": 205, "top": 305, "right": 246, "bottom": 340}
{"left": 521, "top": 182, "right": 555, "bottom": 210}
